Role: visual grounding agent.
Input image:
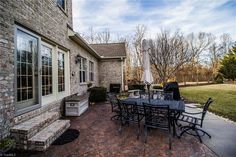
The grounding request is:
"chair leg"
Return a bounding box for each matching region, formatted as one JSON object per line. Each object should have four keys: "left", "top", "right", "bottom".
{"left": 195, "top": 129, "right": 203, "bottom": 143}
{"left": 169, "top": 131, "right": 172, "bottom": 150}
{"left": 118, "top": 116, "right": 124, "bottom": 135}
{"left": 172, "top": 119, "right": 176, "bottom": 136}
{"left": 197, "top": 128, "right": 211, "bottom": 138}
{"left": 178, "top": 127, "right": 191, "bottom": 138}
{"left": 111, "top": 114, "right": 120, "bottom": 120}
{"left": 137, "top": 122, "right": 140, "bottom": 139}
{"left": 144, "top": 125, "right": 148, "bottom": 143}
{"left": 180, "top": 125, "right": 189, "bottom": 129}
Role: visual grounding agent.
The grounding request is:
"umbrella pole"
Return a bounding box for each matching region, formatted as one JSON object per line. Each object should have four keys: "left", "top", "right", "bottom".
{"left": 147, "top": 84, "right": 150, "bottom": 102}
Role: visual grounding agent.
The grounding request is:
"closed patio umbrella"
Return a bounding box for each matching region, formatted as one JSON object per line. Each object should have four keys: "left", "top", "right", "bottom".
{"left": 141, "top": 39, "right": 153, "bottom": 100}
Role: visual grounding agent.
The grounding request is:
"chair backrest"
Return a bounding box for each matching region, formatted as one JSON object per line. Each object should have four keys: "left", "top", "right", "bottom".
{"left": 152, "top": 91, "right": 164, "bottom": 100}
{"left": 201, "top": 98, "right": 213, "bottom": 121}
{"left": 121, "top": 101, "right": 144, "bottom": 120}
{"left": 164, "top": 92, "right": 173, "bottom": 100}
{"left": 163, "top": 82, "right": 181, "bottom": 100}
{"left": 107, "top": 93, "right": 119, "bottom": 112}
{"left": 143, "top": 103, "right": 171, "bottom": 130}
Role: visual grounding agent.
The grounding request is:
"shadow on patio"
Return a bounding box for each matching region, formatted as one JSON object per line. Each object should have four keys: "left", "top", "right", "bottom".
{"left": 16, "top": 102, "right": 217, "bottom": 157}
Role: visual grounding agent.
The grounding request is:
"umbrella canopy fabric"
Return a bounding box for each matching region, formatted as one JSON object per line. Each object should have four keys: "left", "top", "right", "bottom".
{"left": 141, "top": 39, "right": 153, "bottom": 85}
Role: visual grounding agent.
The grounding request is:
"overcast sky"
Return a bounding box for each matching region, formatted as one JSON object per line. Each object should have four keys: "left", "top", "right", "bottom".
{"left": 72, "top": 0, "right": 236, "bottom": 40}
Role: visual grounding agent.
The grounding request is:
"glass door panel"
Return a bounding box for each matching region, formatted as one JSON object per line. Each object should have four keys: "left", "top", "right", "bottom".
{"left": 16, "top": 29, "right": 39, "bottom": 111}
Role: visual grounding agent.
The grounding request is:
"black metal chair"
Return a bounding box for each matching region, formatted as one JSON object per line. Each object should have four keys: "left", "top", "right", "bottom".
{"left": 164, "top": 92, "right": 174, "bottom": 100}
{"left": 143, "top": 103, "right": 172, "bottom": 149}
{"left": 163, "top": 81, "right": 181, "bottom": 100}
{"left": 107, "top": 93, "right": 121, "bottom": 120}
{"left": 120, "top": 101, "right": 144, "bottom": 139}
{"left": 177, "top": 98, "right": 213, "bottom": 143}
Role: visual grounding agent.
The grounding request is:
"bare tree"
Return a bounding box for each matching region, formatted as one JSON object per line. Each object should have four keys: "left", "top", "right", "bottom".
{"left": 208, "top": 33, "right": 233, "bottom": 78}
{"left": 187, "top": 32, "right": 213, "bottom": 83}
{"left": 82, "top": 26, "right": 97, "bottom": 43}
{"left": 96, "top": 28, "right": 111, "bottom": 43}
{"left": 148, "top": 30, "right": 191, "bottom": 84}
{"left": 133, "top": 24, "right": 147, "bottom": 66}
{"left": 131, "top": 25, "right": 147, "bottom": 82}
{"left": 220, "top": 33, "right": 232, "bottom": 55}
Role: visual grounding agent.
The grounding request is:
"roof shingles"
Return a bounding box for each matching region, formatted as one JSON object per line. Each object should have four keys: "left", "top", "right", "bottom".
{"left": 90, "top": 43, "right": 126, "bottom": 58}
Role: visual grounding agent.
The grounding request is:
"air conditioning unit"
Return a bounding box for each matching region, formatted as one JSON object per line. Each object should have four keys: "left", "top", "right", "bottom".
{"left": 65, "top": 94, "right": 89, "bottom": 116}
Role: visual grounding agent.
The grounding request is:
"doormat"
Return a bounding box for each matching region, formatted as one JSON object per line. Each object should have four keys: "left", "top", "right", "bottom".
{"left": 52, "top": 129, "right": 80, "bottom": 145}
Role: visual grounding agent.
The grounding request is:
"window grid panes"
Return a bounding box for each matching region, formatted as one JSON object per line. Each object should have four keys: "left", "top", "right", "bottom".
{"left": 79, "top": 57, "right": 87, "bottom": 83}
{"left": 42, "top": 45, "right": 53, "bottom": 96}
{"left": 16, "top": 30, "right": 37, "bottom": 102}
{"left": 58, "top": 52, "right": 65, "bottom": 92}
{"left": 89, "top": 61, "right": 94, "bottom": 82}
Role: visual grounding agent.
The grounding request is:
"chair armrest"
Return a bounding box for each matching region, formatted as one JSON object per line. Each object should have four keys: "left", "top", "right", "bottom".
{"left": 183, "top": 111, "right": 203, "bottom": 115}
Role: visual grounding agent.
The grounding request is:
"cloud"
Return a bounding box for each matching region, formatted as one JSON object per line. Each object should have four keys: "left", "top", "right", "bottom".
{"left": 72, "top": 0, "right": 236, "bottom": 41}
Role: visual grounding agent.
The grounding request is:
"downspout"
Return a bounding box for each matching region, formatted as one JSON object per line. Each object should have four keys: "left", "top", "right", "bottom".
{"left": 121, "top": 57, "right": 124, "bottom": 91}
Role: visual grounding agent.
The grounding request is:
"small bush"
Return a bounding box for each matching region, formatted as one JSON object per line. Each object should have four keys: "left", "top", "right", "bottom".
{"left": 152, "top": 84, "right": 163, "bottom": 89}
{"left": 128, "top": 84, "right": 145, "bottom": 91}
{"left": 0, "top": 137, "right": 15, "bottom": 152}
{"left": 214, "top": 73, "right": 224, "bottom": 84}
{"left": 89, "top": 87, "right": 107, "bottom": 102}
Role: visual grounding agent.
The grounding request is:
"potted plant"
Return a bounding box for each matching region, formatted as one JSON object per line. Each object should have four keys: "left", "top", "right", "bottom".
{"left": 0, "top": 137, "right": 15, "bottom": 155}
{"left": 87, "top": 81, "right": 93, "bottom": 89}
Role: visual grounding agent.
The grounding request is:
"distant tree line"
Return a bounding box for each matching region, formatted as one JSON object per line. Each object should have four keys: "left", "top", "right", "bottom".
{"left": 80, "top": 25, "right": 235, "bottom": 85}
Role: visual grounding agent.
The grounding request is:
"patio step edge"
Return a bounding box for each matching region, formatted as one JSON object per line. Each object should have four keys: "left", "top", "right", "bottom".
{"left": 28, "top": 120, "right": 70, "bottom": 151}
{"left": 10, "top": 111, "right": 60, "bottom": 147}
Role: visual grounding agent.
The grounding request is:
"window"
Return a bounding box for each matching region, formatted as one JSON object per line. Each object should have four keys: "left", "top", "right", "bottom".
{"left": 16, "top": 30, "right": 38, "bottom": 102}
{"left": 15, "top": 26, "right": 70, "bottom": 114}
{"left": 58, "top": 52, "right": 65, "bottom": 92}
{"left": 79, "top": 57, "right": 87, "bottom": 83}
{"left": 41, "top": 45, "right": 53, "bottom": 96}
{"left": 57, "top": 0, "right": 65, "bottom": 10}
{"left": 89, "top": 61, "right": 94, "bottom": 82}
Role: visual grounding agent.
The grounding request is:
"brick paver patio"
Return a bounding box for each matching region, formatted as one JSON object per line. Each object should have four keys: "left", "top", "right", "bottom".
{"left": 16, "top": 102, "right": 217, "bottom": 157}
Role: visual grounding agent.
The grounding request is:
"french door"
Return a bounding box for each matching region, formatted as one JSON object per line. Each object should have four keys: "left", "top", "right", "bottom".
{"left": 15, "top": 27, "right": 41, "bottom": 115}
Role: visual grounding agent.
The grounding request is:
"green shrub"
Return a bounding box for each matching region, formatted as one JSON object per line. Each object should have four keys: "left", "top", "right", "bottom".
{"left": 214, "top": 73, "right": 224, "bottom": 84}
{"left": 89, "top": 87, "right": 107, "bottom": 102}
{"left": 128, "top": 84, "right": 145, "bottom": 91}
{"left": 0, "top": 137, "right": 15, "bottom": 152}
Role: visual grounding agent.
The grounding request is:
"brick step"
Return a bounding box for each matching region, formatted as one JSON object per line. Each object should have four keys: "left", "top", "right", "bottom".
{"left": 28, "top": 120, "right": 70, "bottom": 151}
{"left": 11, "top": 111, "right": 59, "bottom": 146}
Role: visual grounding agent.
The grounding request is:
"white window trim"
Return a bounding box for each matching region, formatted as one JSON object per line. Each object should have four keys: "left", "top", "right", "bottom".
{"left": 79, "top": 57, "right": 87, "bottom": 84}
{"left": 89, "top": 61, "right": 94, "bottom": 82}
{"left": 14, "top": 26, "right": 71, "bottom": 113}
{"left": 14, "top": 25, "right": 42, "bottom": 116}
{"left": 57, "top": 47, "right": 70, "bottom": 100}
{"left": 41, "top": 44, "right": 70, "bottom": 105}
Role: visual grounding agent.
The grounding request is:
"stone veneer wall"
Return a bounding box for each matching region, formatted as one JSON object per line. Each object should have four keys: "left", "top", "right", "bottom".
{"left": 0, "top": 0, "right": 99, "bottom": 139}
{"left": 99, "top": 59, "right": 123, "bottom": 91}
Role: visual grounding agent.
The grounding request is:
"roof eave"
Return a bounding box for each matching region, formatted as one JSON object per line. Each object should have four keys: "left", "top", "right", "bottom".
{"left": 100, "top": 56, "right": 126, "bottom": 60}
{"left": 67, "top": 28, "right": 101, "bottom": 60}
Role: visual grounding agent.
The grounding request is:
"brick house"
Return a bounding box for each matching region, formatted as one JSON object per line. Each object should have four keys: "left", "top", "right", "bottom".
{"left": 90, "top": 43, "right": 126, "bottom": 91}
{"left": 0, "top": 0, "right": 126, "bottom": 151}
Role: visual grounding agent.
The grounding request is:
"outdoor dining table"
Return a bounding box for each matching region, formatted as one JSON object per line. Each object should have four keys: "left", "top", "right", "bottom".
{"left": 120, "top": 97, "right": 185, "bottom": 136}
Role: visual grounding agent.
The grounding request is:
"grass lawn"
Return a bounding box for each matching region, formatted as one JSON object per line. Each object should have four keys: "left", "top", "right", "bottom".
{"left": 180, "top": 84, "right": 236, "bottom": 122}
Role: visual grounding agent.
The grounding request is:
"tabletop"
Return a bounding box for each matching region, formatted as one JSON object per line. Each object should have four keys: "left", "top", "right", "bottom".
{"left": 121, "top": 98, "right": 185, "bottom": 112}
